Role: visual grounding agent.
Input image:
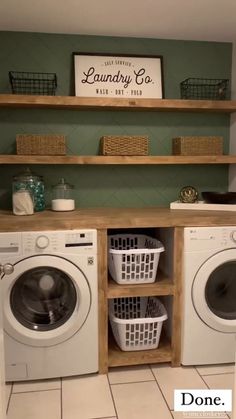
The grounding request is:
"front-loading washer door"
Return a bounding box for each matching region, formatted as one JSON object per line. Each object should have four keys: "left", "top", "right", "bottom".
{"left": 2, "top": 255, "right": 91, "bottom": 347}
{"left": 192, "top": 248, "right": 236, "bottom": 333}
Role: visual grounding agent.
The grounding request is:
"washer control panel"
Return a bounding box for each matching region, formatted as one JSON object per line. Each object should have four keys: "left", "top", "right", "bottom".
{"left": 184, "top": 226, "right": 236, "bottom": 252}
{"left": 21, "top": 229, "right": 97, "bottom": 255}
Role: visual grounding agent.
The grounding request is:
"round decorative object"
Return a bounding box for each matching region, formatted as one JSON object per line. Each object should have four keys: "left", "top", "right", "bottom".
{"left": 179, "top": 186, "right": 198, "bottom": 203}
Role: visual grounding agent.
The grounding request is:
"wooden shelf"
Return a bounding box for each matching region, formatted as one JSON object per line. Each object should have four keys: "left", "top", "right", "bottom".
{"left": 108, "top": 274, "right": 174, "bottom": 299}
{"left": 108, "top": 334, "right": 172, "bottom": 367}
{"left": 1, "top": 94, "right": 236, "bottom": 112}
{"left": 1, "top": 155, "right": 236, "bottom": 165}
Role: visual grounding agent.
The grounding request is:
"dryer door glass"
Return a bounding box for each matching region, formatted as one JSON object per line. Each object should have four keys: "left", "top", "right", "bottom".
{"left": 192, "top": 248, "right": 236, "bottom": 333}
{"left": 205, "top": 261, "right": 236, "bottom": 320}
{"left": 10, "top": 266, "right": 77, "bottom": 331}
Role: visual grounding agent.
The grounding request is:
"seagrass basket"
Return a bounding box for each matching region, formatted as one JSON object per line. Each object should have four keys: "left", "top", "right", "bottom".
{"left": 172, "top": 136, "right": 223, "bottom": 156}
{"left": 100, "top": 136, "right": 149, "bottom": 156}
{"left": 16, "top": 134, "right": 66, "bottom": 155}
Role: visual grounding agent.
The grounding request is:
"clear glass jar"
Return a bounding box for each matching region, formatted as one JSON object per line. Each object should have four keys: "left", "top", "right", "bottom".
{"left": 51, "top": 178, "right": 75, "bottom": 211}
{"left": 13, "top": 168, "right": 45, "bottom": 212}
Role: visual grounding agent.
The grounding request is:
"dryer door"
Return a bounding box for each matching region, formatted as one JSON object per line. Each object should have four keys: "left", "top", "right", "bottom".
{"left": 2, "top": 255, "right": 91, "bottom": 347}
{"left": 192, "top": 248, "right": 236, "bottom": 333}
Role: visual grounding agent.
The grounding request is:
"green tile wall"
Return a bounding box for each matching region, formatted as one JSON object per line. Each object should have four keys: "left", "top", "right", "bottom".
{"left": 0, "top": 32, "right": 232, "bottom": 209}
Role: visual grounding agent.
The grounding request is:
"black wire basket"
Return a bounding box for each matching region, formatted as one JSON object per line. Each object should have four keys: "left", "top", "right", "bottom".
{"left": 180, "top": 78, "right": 229, "bottom": 100}
{"left": 9, "top": 71, "right": 57, "bottom": 95}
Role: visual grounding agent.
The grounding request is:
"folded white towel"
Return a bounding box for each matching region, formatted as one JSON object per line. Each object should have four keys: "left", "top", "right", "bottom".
{"left": 13, "top": 190, "right": 34, "bottom": 215}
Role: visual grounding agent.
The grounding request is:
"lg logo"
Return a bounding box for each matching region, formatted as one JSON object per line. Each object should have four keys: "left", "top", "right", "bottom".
{"left": 87, "top": 257, "right": 94, "bottom": 265}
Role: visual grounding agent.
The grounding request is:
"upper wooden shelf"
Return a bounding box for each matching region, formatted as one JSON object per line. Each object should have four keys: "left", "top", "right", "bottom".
{"left": 1, "top": 94, "right": 236, "bottom": 112}
{"left": 1, "top": 155, "right": 236, "bottom": 164}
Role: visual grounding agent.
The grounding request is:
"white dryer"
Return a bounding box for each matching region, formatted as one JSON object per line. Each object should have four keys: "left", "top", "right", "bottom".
{"left": 182, "top": 226, "right": 236, "bottom": 365}
{"left": 0, "top": 229, "right": 98, "bottom": 381}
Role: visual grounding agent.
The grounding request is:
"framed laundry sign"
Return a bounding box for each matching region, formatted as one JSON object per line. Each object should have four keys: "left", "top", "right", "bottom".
{"left": 73, "top": 53, "right": 164, "bottom": 99}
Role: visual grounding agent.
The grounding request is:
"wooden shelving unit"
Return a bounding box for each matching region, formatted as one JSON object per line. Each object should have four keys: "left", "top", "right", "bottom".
{"left": 0, "top": 95, "right": 232, "bottom": 371}
{"left": 107, "top": 275, "right": 174, "bottom": 368}
{"left": 106, "top": 228, "right": 182, "bottom": 371}
{"left": 1, "top": 94, "right": 236, "bottom": 166}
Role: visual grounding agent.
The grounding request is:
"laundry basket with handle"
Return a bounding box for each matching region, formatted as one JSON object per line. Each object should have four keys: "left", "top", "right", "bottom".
{"left": 109, "top": 296, "right": 168, "bottom": 351}
{"left": 108, "top": 234, "right": 164, "bottom": 284}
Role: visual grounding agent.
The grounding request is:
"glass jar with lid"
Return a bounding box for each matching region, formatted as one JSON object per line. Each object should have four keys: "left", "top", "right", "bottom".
{"left": 13, "top": 168, "right": 45, "bottom": 212}
{"left": 51, "top": 178, "right": 75, "bottom": 211}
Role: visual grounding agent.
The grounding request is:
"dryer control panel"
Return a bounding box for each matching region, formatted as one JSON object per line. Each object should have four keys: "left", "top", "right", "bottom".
{"left": 184, "top": 226, "right": 236, "bottom": 252}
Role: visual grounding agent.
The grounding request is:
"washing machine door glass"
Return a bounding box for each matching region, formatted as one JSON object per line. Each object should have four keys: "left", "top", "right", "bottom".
{"left": 10, "top": 266, "right": 77, "bottom": 331}
{"left": 192, "top": 248, "right": 236, "bottom": 333}
{"left": 3, "top": 255, "right": 92, "bottom": 347}
{"left": 205, "top": 261, "right": 236, "bottom": 321}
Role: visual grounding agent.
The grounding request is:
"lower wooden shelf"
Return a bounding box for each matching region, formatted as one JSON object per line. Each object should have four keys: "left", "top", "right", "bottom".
{"left": 108, "top": 334, "right": 172, "bottom": 368}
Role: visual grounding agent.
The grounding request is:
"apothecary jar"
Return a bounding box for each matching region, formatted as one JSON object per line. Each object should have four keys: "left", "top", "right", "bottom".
{"left": 13, "top": 168, "right": 45, "bottom": 214}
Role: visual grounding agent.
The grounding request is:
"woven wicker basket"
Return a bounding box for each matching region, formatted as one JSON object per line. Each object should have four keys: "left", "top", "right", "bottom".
{"left": 100, "top": 136, "right": 149, "bottom": 156}
{"left": 16, "top": 135, "right": 66, "bottom": 155}
{"left": 172, "top": 136, "right": 223, "bottom": 156}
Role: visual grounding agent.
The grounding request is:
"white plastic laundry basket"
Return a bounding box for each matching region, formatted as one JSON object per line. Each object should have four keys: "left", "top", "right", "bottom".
{"left": 108, "top": 234, "right": 164, "bottom": 284}
{"left": 109, "top": 296, "right": 168, "bottom": 351}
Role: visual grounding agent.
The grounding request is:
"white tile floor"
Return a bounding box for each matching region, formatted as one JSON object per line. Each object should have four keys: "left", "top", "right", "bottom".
{"left": 6, "top": 363, "right": 235, "bottom": 419}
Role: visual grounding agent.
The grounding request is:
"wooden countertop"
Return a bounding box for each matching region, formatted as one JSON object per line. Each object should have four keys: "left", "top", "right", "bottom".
{"left": 0, "top": 207, "right": 236, "bottom": 231}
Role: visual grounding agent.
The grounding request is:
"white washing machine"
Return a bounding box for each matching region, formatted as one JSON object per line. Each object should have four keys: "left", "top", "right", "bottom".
{"left": 182, "top": 226, "right": 236, "bottom": 365}
{"left": 0, "top": 229, "right": 98, "bottom": 381}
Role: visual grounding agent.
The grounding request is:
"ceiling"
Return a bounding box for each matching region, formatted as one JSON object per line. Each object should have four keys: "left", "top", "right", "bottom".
{"left": 1, "top": 0, "right": 236, "bottom": 43}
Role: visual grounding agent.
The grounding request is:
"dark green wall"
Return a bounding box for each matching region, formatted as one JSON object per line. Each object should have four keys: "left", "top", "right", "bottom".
{"left": 0, "top": 32, "right": 232, "bottom": 209}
